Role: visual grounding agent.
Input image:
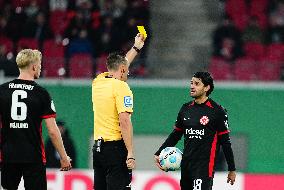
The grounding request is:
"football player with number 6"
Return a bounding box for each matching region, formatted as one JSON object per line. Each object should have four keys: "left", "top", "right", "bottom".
{"left": 0, "top": 49, "right": 72, "bottom": 190}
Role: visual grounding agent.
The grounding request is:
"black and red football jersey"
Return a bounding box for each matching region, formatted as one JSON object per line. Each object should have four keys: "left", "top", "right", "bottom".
{"left": 156, "top": 98, "right": 235, "bottom": 178}
{"left": 0, "top": 79, "right": 56, "bottom": 163}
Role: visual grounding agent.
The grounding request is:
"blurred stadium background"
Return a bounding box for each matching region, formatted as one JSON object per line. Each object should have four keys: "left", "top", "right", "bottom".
{"left": 0, "top": 0, "right": 284, "bottom": 189}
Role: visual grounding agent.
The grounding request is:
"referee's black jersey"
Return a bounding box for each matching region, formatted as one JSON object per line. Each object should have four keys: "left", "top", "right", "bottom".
{"left": 156, "top": 98, "right": 235, "bottom": 178}
{"left": 0, "top": 79, "right": 56, "bottom": 164}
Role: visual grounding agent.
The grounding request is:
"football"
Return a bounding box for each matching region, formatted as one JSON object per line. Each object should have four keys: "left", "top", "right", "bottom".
{"left": 159, "top": 147, "right": 183, "bottom": 171}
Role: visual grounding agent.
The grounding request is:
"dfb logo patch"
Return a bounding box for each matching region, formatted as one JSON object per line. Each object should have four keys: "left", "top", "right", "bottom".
{"left": 124, "top": 96, "right": 132, "bottom": 108}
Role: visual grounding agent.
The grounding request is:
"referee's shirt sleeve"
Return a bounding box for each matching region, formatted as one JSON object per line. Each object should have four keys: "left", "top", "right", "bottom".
{"left": 40, "top": 88, "right": 56, "bottom": 118}
{"left": 114, "top": 82, "right": 133, "bottom": 114}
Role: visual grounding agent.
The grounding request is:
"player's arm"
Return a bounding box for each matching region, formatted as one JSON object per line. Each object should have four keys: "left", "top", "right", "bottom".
{"left": 119, "top": 112, "right": 135, "bottom": 169}
{"left": 125, "top": 33, "right": 145, "bottom": 66}
{"left": 154, "top": 105, "right": 185, "bottom": 171}
{"left": 45, "top": 118, "right": 72, "bottom": 171}
{"left": 217, "top": 108, "right": 236, "bottom": 185}
{"left": 153, "top": 128, "right": 183, "bottom": 171}
{"left": 154, "top": 128, "right": 183, "bottom": 156}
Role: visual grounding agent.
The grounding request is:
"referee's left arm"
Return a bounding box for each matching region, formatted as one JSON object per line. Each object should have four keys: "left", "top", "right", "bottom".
{"left": 119, "top": 112, "right": 135, "bottom": 169}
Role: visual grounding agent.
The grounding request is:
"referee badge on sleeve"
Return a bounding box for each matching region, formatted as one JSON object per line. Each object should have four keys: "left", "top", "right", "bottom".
{"left": 124, "top": 96, "right": 133, "bottom": 108}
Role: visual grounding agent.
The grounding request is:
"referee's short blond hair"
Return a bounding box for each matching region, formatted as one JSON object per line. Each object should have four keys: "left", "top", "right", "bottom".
{"left": 16, "top": 49, "right": 42, "bottom": 69}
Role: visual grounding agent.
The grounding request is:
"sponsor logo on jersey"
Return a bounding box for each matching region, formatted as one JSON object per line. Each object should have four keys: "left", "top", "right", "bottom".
{"left": 124, "top": 96, "right": 132, "bottom": 108}
{"left": 200, "top": 116, "right": 209, "bottom": 125}
{"left": 186, "top": 128, "right": 205, "bottom": 139}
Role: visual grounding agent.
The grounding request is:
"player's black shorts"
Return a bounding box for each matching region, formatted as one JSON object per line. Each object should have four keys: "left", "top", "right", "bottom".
{"left": 93, "top": 140, "right": 132, "bottom": 190}
{"left": 1, "top": 162, "right": 47, "bottom": 190}
{"left": 180, "top": 176, "right": 213, "bottom": 190}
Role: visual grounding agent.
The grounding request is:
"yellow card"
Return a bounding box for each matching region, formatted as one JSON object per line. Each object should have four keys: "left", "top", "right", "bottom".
{"left": 137, "top": 26, "right": 147, "bottom": 39}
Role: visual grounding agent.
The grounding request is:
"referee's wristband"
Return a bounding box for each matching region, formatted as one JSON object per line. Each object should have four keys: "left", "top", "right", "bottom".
{"left": 132, "top": 46, "right": 141, "bottom": 53}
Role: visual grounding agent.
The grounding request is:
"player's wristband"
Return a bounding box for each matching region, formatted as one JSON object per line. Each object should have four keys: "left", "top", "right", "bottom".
{"left": 132, "top": 46, "right": 141, "bottom": 53}
{"left": 127, "top": 157, "right": 135, "bottom": 161}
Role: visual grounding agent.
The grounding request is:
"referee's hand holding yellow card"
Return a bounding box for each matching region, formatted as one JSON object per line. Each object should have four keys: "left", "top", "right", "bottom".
{"left": 137, "top": 25, "right": 147, "bottom": 40}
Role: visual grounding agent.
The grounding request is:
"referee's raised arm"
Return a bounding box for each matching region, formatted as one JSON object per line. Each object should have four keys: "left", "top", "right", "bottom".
{"left": 126, "top": 33, "right": 145, "bottom": 66}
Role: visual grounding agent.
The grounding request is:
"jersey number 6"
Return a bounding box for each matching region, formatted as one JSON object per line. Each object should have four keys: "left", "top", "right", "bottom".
{"left": 11, "top": 90, "right": 27, "bottom": 121}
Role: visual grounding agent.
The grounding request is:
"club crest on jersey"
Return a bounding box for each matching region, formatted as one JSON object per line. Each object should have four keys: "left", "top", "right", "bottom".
{"left": 200, "top": 116, "right": 209, "bottom": 125}
{"left": 124, "top": 96, "right": 132, "bottom": 108}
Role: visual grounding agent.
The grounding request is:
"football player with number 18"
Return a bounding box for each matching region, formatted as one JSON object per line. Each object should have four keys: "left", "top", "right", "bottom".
{"left": 154, "top": 72, "right": 236, "bottom": 190}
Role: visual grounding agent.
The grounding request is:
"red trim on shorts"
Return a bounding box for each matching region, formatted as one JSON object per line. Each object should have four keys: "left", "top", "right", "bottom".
{"left": 39, "top": 123, "right": 46, "bottom": 164}
{"left": 218, "top": 130, "right": 230, "bottom": 136}
{"left": 41, "top": 114, "right": 56, "bottom": 119}
{"left": 209, "top": 133, "right": 218, "bottom": 177}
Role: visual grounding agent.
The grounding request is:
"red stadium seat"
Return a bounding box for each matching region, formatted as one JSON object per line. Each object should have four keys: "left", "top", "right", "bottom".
{"left": 234, "top": 57, "right": 257, "bottom": 81}
{"left": 244, "top": 42, "right": 265, "bottom": 60}
{"left": 42, "top": 40, "right": 66, "bottom": 78}
{"left": 0, "top": 37, "right": 13, "bottom": 55}
{"left": 49, "top": 10, "right": 70, "bottom": 36}
{"left": 209, "top": 57, "right": 234, "bottom": 80}
{"left": 95, "top": 54, "right": 108, "bottom": 75}
{"left": 225, "top": 0, "right": 249, "bottom": 31}
{"left": 257, "top": 57, "right": 282, "bottom": 81}
{"left": 69, "top": 53, "right": 94, "bottom": 78}
{"left": 42, "top": 57, "right": 65, "bottom": 78}
{"left": 11, "top": 0, "right": 30, "bottom": 8}
{"left": 43, "top": 39, "right": 65, "bottom": 57}
{"left": 250, "top": 0, "right": 268, "bottom": 14}
{"left": 266, "top": 43, "right": 284, "bottom": 62}
{"left": 17, "top": 38, "right": 38, "bottom": 50}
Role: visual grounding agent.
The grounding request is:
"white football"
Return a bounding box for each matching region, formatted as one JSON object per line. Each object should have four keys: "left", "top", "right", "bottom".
{"left": 159, "top": 147, "right": 183, "bottom": 171}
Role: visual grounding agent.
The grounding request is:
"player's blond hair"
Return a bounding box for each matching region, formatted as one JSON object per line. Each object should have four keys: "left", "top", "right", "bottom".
{"left": 16, "top": 49, "right": 42, "bottom": 69}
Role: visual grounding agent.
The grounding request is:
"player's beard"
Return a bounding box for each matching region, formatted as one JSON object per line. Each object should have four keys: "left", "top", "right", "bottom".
{"left": 190, "top": 90, "right": 205, "bottom": 99}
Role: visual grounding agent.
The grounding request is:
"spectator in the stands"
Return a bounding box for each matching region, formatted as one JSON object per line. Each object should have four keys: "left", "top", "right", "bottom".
{"left": 23, "top": 11, "right": 53, "bottom": 44}
{"left": 212, "top": 16, "right": 243, "bottom": 62}
{"left": 49, "top": 0, "right": 68, "bottom": 11}
{"left": 242, "top": 16, "right": 264, "bottom": 43}
{"left": 266, "top": 2, "right": 284, "bottom": 43}
{"left": 0, "top": 44, "right": 18, "bottom": 77}
{"left": 67, "top": 29, "right": 94, "bottom": 57}
{"left": 97, "top": 15, "right": 121, "bottom": 54}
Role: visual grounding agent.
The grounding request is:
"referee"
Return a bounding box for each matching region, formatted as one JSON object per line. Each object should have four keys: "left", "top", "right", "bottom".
{"left": 92, "top": 34, "right": 145, "bottom": 190}
{"left": 154, "top": 72, "right": 236, "bottom": 190}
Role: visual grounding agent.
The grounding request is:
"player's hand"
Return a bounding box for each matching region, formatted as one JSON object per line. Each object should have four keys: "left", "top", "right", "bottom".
{"left": 227, "top": 171, "right": 236, "bottom": 185}
{"left": 126, "top": 153, "right": 136, "bottom": 170}
{"left": 154, "top": 155, "right": 167, "bottom": 172}
{"left": 134, "top": 33, "right": 145, "bottom": 49}
{"left": 60, "top": 156, "right": 72, "bottom": 171}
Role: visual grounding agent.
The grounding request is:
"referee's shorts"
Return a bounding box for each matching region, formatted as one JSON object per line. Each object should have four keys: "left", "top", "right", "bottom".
{"left": 93, "top": 139, "right": 132, "bottom": 190}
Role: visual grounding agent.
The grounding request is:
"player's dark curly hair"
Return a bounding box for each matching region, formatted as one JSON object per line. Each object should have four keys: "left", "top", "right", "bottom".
{"left": 106, "top": 52, "right": 127, "bottom": 71}
{"left": 193, "top": 71, "right": 214, "bottom": 96}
